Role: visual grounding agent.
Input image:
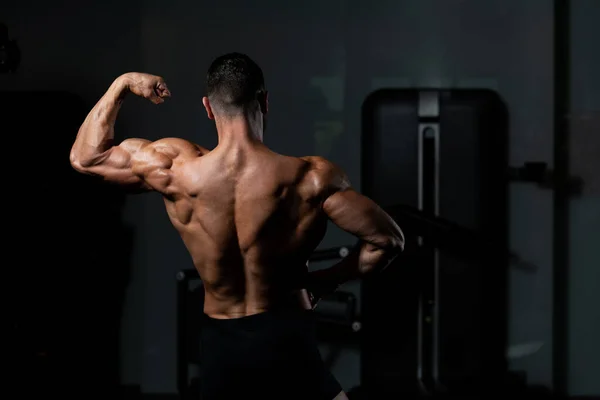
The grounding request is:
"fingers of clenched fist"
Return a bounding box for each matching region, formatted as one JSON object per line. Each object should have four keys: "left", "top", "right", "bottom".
{"left": 123, "top": 72, "right": 171, "bottom": 104}
{"left": 155, "top": 82, "right": 171, "bottom": 101}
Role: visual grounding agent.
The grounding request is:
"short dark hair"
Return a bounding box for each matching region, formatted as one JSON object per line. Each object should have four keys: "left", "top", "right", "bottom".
{"left": 206, "top": 53, "right": 265, "bottom": 116}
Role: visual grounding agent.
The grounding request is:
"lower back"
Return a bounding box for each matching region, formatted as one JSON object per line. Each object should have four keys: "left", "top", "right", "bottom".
{"left": 200, "top": 259, "right": 313, "bottom": 318}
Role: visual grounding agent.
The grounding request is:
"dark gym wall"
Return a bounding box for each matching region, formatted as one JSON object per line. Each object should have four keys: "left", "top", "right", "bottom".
{"left": 2, "top": 0, "right": 598, "bottom": 396}
{"left": 1, "top": 0, "right": 148, "bottom": 387}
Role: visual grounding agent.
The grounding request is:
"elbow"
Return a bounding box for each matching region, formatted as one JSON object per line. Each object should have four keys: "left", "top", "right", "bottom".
{"left": 382, "top": 232, "right": 405, "bottom": 256}
{"left": 381, "top": 238, "right": 404, "bottom": 263}
{"left": 69, "top": 149, "right": 90, "bottom": 172}
{"left": 69, "top": 150, "right": 82, "bottom": 171}
{"left": 390, "top": 236, "right": 405, "bottom": 255}
{"left": 357, "top": 235, "right": 404, "bottom": 277}
{"left": 367, "top": 232, "right": 405, "bottom": 256}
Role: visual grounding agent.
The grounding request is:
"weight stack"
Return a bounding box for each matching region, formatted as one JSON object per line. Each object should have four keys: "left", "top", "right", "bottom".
{"left": 360, "top": 89, "right": 509, "bottom": 396}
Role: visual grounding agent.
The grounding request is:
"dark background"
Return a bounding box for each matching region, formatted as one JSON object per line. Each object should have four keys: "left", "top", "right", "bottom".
{"left": 3, "top": 0, "right": 599, "bottom": 397}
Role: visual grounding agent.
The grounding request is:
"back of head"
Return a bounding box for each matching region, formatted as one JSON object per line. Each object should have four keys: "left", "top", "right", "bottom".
{"left": 206, "top": 53, "right": 266, "bottom": 117}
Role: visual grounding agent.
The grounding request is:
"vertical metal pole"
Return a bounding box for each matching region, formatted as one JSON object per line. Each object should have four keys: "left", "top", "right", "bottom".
{"left": 176, "top": 272, "right": 189, "bottom": 399}
{"left": 418, "top": 91, "right": 441, "bottom": 391}
{"left": 553, "top": 0, "right": 570, "bottom": 395}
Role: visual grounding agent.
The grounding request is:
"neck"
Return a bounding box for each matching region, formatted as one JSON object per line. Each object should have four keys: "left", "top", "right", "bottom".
{"left": 215, "top": 115, "right": 263, "bottom": 147}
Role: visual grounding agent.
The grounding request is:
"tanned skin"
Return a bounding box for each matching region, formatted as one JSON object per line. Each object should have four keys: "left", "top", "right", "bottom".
{"left": 70, "top": 73, "right": 404, "bottom": 398}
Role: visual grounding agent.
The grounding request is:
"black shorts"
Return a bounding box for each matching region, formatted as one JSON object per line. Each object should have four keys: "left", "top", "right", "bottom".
{"left": 198, "top": 308, "right": 342, "bottom": 400}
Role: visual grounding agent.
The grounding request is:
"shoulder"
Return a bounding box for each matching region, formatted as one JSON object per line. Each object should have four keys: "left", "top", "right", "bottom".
{"left": 150, "top": 137, "right": 209, "bottom": 156}
{"left": 130, "top": 138, "right": 210, "bottom": 166}
{"left": 122, "top": 137, "right": 208, "bottom": 156}
{"left": 300, "top": 156, "right": 351, "bottom": 196}
{"left": 301, "top": 156, "right": 349, "bottom": 182}
{"left": 125, "top": 137, "right": 208, "bottom": 170}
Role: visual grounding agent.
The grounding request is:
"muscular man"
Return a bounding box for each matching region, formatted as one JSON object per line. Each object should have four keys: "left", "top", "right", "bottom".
{"left": 70, "top": 53, "right": 404, "bottom": 400}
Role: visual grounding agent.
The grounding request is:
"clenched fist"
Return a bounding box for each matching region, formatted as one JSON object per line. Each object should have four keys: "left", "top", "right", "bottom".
{"left": 121, "top": 72, "right": 171, "bottom": 104}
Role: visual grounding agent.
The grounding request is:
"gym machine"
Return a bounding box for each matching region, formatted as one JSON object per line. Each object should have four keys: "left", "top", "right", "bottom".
{"left": 359, "top": 88, "right": 510, "bottom": 397}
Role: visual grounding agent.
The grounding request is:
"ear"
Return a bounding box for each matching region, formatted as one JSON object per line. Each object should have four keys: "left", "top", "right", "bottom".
{"left": 259, "top": 91, "right": 269, "bottom": 114}
{"left": 202, "top": 96, "right": 215, "bottom": 120}
{"left": 265, "top": 91, "right": 269, "bottom": 113}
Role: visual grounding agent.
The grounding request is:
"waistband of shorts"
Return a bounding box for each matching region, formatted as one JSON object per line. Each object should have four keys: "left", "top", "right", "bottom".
{"left": 202, "top": 307, "right": 313, "bottom": 329}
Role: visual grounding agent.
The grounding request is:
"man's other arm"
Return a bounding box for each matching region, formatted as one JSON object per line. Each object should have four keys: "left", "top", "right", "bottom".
{"left": 307, "top": 158, "right": 405, "bottom": 294}
{"left": 69, "top": 73, "right": 202, "bottom": 193}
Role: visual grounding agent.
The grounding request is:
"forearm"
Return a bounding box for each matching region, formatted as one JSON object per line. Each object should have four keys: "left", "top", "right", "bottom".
{"left": 70, "top": 76, "right": 130, "bottom": 166}
{"left": 309, "top": 241, "right": 401, "bottom": 288}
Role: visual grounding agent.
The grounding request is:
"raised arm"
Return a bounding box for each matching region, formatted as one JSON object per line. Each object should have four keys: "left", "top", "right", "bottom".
{"left": 69, "top": 72, "right": 201, "bottom": 194}
{"left": 305, "top": 157, "right": 404, "bottom": 304}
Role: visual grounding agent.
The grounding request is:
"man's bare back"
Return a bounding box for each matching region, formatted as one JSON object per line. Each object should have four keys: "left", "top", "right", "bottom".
{"left": 70, "top": 60, "right": 403, "bottom": 399}
{"left": 150, "top": 140, "right": 339, "bottom": 318}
